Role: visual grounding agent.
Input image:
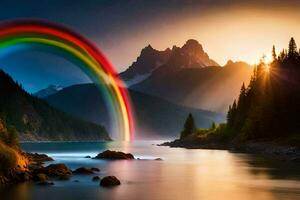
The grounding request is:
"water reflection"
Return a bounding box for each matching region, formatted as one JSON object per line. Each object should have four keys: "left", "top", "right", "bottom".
{"left": 0, "top": 183, "right": 31, "bottom": 200}
{"left": 2, "top": 141, "right": 299, "bottom": 200}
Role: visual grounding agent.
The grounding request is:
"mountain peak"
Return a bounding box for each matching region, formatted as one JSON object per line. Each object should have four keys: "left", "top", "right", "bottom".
{"left": 226, "top": 60, "right": 234, "bottom": 66}
{"left": 121, "top": 39, "right": 219, "bottom": 85}
{"left": 34, "top": 84, "right": 63, "bottom": 98}
{"left": 165, "top": 39, "right": 219, "bottom": 68}
{"left": 182, "top": 39, "right": 204, "bottom": 52}
{"left": 224, "top": 60, "right": 251, "bottom": 68}
{"left": 120, "top": 44, "right": 172, "bottom": 84}
{"left": 141, "top": 44, "right": 154, "bottom": 53}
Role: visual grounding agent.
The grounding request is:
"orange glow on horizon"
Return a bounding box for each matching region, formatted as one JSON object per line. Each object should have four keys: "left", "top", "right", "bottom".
{"left": 104, "top": 6, "right": 300, "bottom": 70}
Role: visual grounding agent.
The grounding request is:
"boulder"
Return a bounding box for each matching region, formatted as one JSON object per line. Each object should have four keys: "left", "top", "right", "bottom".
{"left": 94, "top": 150, "right": 134, "bottom": 160}
{"left": 92, "top": 176, "right": 100, "bottom": 181}
{"left": 100, "top": 176, "right": 121, "bottom": 187}
{"left": 26, "top": 153, "right": 54, "bottom": 163}
{"left": 84, "top": 156, "right": 91, "bottom": 158}
{"left": 91, "top": 167, "right": 100, "bottom": 172}
{"left": 33, "top": 173, "right": 49, "bottom": 182}
{"left": 35, "top": 163, "right": 72, "bottom": 177}
{"left": 18, "top": 172, "right": 32, "bottom": 182}
{"left": 73, "top": 167, "right": 94, "bottom": 174}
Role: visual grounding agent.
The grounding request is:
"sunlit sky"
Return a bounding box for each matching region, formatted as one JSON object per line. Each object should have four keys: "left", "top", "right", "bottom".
{"left": 0, "top": 0, "right": 299, "bottom": 92}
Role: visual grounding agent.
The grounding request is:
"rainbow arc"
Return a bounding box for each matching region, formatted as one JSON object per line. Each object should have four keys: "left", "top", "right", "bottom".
{"left": 0, "top": 20, "right": 135, "bottom": 141}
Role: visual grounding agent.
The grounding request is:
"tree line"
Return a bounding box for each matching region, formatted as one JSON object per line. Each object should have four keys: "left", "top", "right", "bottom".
{"left": 181, "top": 38, "right": 300, "bottom": 143}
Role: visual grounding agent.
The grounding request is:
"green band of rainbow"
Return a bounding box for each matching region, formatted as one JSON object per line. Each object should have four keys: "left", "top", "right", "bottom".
{"left": 0, "top": 20, "right": 135, "bottom": 141}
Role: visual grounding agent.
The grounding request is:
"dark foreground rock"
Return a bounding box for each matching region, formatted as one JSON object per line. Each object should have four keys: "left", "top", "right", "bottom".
{"left": 91, "top": 167, "right": 100, "bottom": 172}
{"left": 92, "top": 176, "right": 101, "bottom": 181}
{"left": 73, "top": 167, "right": 94, "bottom": 174}
{"left": 34, "top": 163, "right": 72, "bottom": 177}
{"left": 26, "top": 153, "right": 54, "bottom": 164}
{"left": 100, "top": 176, "right": 121, "bottom": 187}
{"left": 33, "top": 173, "right": 49, "bottom": 182}
{"left": 94, "top": 150, "right": 134, "bottom": 160}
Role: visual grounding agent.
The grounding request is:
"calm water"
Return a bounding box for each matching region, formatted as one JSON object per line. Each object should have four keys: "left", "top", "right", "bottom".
{"left": 1, "top": 141, "right": 300, "bottom": 200}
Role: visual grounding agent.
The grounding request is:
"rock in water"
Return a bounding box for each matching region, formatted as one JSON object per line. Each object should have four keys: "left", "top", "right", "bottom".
{"left": 100, "top": 176, "right": 121, "bottom": 187}
{"left": 94, "top": 150, "right": 134, "bottom": 160}
{"left": 33, "top": 173, "right": 49, "bottom": 182}
{"left": 34, "top": 163, "right": 72, "bottom": 177}
{"left": 73, "top": 167, "right": 94, "bottom": 174}
{"left": 92, "top": 176, "right": 101, "bottom": 181}
{"left": 26, "top": 153, "right": 54, "bottom": 162}
{"left": 91, "top": 167, "right": 100, "bottom": 172}
{"left": 18, "top": 172, "right": 32, "bottom": 182}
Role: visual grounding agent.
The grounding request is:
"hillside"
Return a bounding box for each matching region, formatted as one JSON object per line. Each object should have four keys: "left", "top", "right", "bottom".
{"left": 0, "top": 70, "right": 110, "bottom": 141}
{"left": 45, "top": 83, "right": 225, "bottom": 139}
{"left": 131, "top": 60, "right": 252, "bottom": 112}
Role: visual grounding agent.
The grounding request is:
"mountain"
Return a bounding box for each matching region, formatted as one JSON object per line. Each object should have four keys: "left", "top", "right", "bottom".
{"left": 171, "top": 39, "right": 219, "bottom": 68}
{"left": 120, "top": 39, "right": 252, "bottom": 113}
{"left": 44, "top": 83, "right": 225, "bottom": 139}
{"left": 0, "top": 70, "right": 110, "bottom": 141}
{"left": 33, "top": 84, "right": 63, "bottom": 98}
{"left": 131, "top": 60, "right": 252, "bottom": 112}
{"left": 120, "top": 39, "right": 219, "bottom": 86}
{"left": 119, "top": 45, "right": 172, "bottom": 86}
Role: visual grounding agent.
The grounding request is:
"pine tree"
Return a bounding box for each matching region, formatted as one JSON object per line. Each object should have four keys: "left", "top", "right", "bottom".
{"left": 288, "top": 37, "right": 297, "bottom": 58}
{"left": 227, "top": 100, "right": 237, "bottom": 127}
{"left": 180, "top": 113, "right": 196, "bottom": 139}
{"left": 272, "top": 45, "right": 277, "bottom": 61}
{"left": 278, "top": 49, "right": 286, "bottom": 62}
{"left": 238, "top": 83, "right": 246, "bottom": 103}
{"left": 211, "top": 122, "right": 217, "bottom": 129}
{"left": 227, "top": 105, "right": 232, "bottom": 125}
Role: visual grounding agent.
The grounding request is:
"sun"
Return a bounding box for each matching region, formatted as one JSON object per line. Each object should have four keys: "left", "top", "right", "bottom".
{"left": 264, "top": 64, "right": 270, "bottom": 73}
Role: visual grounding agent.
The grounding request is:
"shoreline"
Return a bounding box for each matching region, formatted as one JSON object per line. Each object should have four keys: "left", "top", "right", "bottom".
{"left": 20, "top": 140, "right": 112, "bottom": 144}
{"left": 160, "top": 139, "right": 300, "bottom": 162}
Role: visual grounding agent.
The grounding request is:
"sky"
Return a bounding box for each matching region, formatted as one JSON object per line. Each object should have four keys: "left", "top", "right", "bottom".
{"left": 0, "top": 0, "right": 300, "bottom": 92}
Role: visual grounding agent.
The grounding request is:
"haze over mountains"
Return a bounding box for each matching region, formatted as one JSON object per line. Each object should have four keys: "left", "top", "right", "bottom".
{"left": 44, "top": 84, "right": 224, "bottom": 139}
{"left": 123, "top": 39, "right": 253, "bottom": 112}
{"left": 33, "top": 39, "right": 253, "bottom": 138}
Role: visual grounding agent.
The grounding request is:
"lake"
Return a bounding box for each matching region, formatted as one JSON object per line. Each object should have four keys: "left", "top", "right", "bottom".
{"left": 1, "top": 141, "right": 300, "bottom": 200}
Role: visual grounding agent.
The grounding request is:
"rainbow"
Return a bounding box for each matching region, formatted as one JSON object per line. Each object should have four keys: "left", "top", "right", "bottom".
{"left": 0, "top": 20, "right": 135, "bottom": 141}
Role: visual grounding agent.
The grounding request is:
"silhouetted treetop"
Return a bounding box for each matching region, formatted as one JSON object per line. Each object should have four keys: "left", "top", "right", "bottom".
{"left": 180, "top": 113, "right": 196, "bottom": 139}
{"left": 226, "top": 37, "right": 300, "bottom": 141}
